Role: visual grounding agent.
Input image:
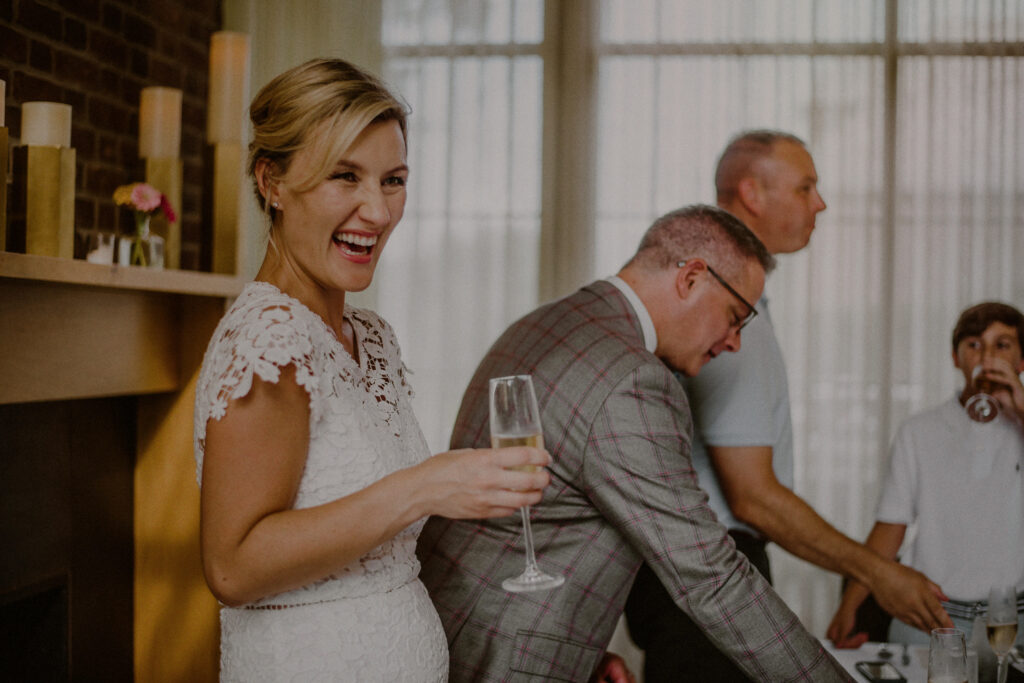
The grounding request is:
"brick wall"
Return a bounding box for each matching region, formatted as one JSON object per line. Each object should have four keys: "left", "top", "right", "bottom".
{"left": 1, "top": 0, "right": 223, "bottom": 270}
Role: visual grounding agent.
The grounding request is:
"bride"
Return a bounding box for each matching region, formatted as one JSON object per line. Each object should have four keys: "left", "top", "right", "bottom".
{"left": 193, "top": 58, "right": 551, "bottom": 682}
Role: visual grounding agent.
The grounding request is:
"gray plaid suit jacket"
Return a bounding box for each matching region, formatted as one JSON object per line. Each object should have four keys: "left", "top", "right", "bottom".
{"left": 417, "top": 280, "right": 851, "bottom": 682}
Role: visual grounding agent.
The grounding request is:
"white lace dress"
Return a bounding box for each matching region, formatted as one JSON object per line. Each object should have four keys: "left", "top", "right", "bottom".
{"left": 194, "top": 281, "right": 447, "bottom": 682}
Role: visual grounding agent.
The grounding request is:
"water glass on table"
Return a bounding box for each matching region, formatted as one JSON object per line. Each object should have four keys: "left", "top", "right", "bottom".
{"left": 488, "top": 375, "right": 564, "bottom": 593}
{"left": 929, "top": 628, "right": 968, "bottom": 683}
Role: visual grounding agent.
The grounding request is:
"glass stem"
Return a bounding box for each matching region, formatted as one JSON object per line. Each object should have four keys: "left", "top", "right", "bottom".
{"left": 997, "top": 655, "right": 1007, "bottom": 683}
{"left": 519, "top": 506, "right": 540, "bottom": 572}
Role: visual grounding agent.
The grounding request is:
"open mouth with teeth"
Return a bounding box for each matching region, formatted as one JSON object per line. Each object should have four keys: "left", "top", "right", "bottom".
{"left": 332, "top": 231, "right": 378, "bottom": 259}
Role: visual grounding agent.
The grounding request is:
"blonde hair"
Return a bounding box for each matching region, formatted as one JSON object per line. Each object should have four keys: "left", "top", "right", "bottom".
{"left": 247, "top": 58, "right": 409, "bottom": 219}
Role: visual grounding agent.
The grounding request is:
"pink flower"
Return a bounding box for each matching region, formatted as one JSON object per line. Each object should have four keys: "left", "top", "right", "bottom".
{"left": 130, "top": 183, "right": 163, "bottom": 212}
{"left": 113, "top": 182, "right": 176, "bottom": 222}
{"left": 160, "top": 194, "right": 177, "bottom": 223}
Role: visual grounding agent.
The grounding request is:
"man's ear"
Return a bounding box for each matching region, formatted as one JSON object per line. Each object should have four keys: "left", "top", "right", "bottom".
{"left": 736, "top": 176, "right": 763, "bottom": 217}
{"left": 951, "top": 347, "right": 963, "bottom": 371}
{"left": 675, "top": 259, "right": 704, "bottom": 300}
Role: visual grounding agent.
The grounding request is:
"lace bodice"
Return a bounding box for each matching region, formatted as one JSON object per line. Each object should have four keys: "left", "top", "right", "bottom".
{"left": 194, "top": 281, "right": 433, "bottom": 607}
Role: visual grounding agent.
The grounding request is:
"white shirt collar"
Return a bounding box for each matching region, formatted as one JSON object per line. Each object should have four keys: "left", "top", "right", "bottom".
{"left": 606, "top": 276, "right": 658, "bottom": 354}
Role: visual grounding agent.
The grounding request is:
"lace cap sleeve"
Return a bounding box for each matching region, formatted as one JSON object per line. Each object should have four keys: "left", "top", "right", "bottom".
{"left": 196, "top": 286, "right": 324, "bottom": 438}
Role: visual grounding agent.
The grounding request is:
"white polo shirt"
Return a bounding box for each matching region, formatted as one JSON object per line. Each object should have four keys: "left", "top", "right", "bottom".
{"left": 876, "top": 396, "right": 1024, "bottom": 601}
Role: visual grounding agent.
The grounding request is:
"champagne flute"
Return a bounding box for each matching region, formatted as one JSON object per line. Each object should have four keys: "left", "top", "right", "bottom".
{"left": 965, "top": 365, "right": 1000, "bottom": 423}
{"left": 987, "top": 584, "right": 1019, "bottom": 683}
{"left": 928, "top": 628, "right": 968, "bottom": 683}
{"left": 489, "top": 375, "right": 565, "bottom": 593}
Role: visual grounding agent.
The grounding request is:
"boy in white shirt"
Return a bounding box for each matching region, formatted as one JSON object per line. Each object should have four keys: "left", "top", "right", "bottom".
{"left": 828, "top": 301, "right": 1024, "bottom": 648}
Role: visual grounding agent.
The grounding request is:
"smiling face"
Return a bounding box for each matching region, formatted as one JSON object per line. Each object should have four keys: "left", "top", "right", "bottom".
{"left": 755, "top": 140, "right": 827, "bottom": 254}
{"left": 259, "top": 119, "right": 408, "bottom": 308}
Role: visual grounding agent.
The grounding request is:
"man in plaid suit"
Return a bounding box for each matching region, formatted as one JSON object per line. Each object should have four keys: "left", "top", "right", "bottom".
{"left": 417, "top": 205, "right": 853, "bottom": 682}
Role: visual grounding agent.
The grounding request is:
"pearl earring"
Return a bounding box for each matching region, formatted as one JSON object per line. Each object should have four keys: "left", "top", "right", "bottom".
{"left": 272, "top": 201, "right": 280, "bottom": 209}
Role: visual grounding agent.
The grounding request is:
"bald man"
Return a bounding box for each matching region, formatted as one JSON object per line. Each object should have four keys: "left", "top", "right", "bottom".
{"left": 624, "top": 131, "right": 951, "bottom": 682}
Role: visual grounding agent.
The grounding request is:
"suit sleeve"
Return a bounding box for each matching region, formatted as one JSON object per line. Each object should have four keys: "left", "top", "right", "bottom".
{"left": 581, "top": 363, "right": 851, "bottom": 682}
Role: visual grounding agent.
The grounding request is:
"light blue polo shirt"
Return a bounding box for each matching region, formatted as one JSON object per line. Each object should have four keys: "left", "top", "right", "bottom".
{"left": 680, "top": 296, "right": 794, "bottom": 537}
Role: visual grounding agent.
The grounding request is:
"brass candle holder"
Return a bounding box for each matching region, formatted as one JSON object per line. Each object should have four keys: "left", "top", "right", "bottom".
{"left": 0, "top": 125, "right": 8, "bottom": 251}
{"left": 9, "top": 102, "right": 75, "bottom": 258}
{"left": 0, "top": 79, "right": 6, "bottom": 249}
{"left": 140, "top": 87, "right": 183, "bottom": 269}
{"left": 206, "top": 31, "right": 250, "bottom": 275}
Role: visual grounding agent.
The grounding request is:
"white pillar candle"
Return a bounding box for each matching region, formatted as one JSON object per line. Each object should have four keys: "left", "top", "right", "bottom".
{"left": 139, "top": 86, "right": 182, "bottom": 159}
{"left": 206, "top": 31, "right": 250, "bottom": 144}
{"left": 0, "top": 80, "right": 6, "bottom": 127}
{"left": 21, "top": 101, "right": 72, "bottom": 147}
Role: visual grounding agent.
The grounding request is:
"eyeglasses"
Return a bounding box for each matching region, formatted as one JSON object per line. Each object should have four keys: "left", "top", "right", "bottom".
{"left": 677, "top": 259, "right": 758, "bottom": 330}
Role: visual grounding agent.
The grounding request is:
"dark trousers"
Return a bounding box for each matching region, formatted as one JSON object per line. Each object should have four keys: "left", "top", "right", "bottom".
{"left": 623, "top": 530, "right": 772, "bottom": 683}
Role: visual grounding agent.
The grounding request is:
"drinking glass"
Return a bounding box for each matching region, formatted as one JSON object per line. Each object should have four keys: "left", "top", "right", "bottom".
{"left": 488, "top": 375, "right": 564, "bottom": 593}
{"left": 928, "top": 628, "right": 968, "bottom": 683}
{"left": 987, "top": 585, "right": 1019, "bottom": 683}
{"left": 965, "top": 365, "right": 1000, "bottom": 423}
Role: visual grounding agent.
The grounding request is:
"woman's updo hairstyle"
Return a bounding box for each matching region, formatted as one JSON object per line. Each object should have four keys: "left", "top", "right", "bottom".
{"left": 247, "top": 58, "right": 409, "bottom": 219}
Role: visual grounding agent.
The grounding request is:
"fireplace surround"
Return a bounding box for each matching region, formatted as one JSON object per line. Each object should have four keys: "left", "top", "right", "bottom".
{"left": 0, "top": 252, "right": 241, "bottom": 681}
{"left": 0, "top": 397, "right": 133, "bottom": 680}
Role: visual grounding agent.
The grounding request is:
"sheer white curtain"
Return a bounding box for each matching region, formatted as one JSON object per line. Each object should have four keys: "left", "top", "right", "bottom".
{"left": 378, "top": 0, "right": 545, "bottom": 452}
{"left": 375, "top": 0, "right": 1024, "bottom": 646}
{"left": 593, "top": 0, "right": 1024, "bottom": 637}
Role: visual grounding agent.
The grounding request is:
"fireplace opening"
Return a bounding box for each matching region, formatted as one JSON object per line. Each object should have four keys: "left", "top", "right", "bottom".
{"left": 0, "top": 575, "right": 69, "bottom": 681}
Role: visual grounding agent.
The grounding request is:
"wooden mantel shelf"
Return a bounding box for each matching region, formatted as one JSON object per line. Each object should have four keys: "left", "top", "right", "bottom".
{"left": 0, "top": 251, "right": 245, "bottom": 297}
{"left": 0, "top": 251, "right": 245, "bottom": 405}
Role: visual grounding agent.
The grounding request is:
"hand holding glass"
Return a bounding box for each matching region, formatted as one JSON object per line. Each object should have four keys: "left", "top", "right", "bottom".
{"left": 489, "top": 375, "right": 564, "bottom": 593}
{"left": 987, "top": 585, "right": 1018, "bottom": 683}
{"left": 928, "top": 628, "right": 968, "bottom": 683}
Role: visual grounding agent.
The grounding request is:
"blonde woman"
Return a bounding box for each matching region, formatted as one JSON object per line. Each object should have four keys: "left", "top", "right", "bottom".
{"left": 193, "top": 59, "right": 550, "bottom": 681}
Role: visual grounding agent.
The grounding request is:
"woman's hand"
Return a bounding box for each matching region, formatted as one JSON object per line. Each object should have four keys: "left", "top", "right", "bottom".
{"left": 415, "top": 446, "right": 552, "bottom": 519}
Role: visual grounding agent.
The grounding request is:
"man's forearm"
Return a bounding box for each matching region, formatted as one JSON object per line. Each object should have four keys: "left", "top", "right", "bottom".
{"left": 714, "top": 445, "right": 948, "bottom": 631}
{"left": 735, "top": 480, "right": 889, "bottom": 586}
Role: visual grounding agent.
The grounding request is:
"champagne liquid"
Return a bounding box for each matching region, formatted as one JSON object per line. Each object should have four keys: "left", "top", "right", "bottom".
{"left": 987, "top": 622, "right": 1018, "bottom": 656}
{"left": 492, "top": 433, "right": 543, "bottom": 472}
{"left": 975, "top": 378, "right": 1000, "bottom": 394}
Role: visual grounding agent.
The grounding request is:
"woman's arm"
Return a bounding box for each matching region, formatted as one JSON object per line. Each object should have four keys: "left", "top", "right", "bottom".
{"left": 200, "top": 365, "right": 550, "bottom": 606}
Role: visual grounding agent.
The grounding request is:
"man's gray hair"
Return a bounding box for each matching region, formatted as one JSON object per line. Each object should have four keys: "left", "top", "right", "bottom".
{"left": 625, "top": 204, "right": 775, "bottom": 277}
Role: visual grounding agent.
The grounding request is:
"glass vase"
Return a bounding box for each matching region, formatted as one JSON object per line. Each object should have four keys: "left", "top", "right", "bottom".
{"left": 117, "top": 214, "right": 165, "bottom": 269}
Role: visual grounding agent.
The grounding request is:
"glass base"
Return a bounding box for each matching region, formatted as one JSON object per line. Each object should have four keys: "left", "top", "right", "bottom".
{"left": 117, "top": 233, "right": 165, "bottom": 269}
{"left": 502, "top": 566, "right": 565, "bottom": 593}
{"left": 965, "top": 393, "right": 999, "bottom": 423}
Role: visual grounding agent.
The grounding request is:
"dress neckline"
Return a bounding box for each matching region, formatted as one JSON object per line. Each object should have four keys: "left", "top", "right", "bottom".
{"left": 247, "top": 280, "right": 365, "bottom": 372}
